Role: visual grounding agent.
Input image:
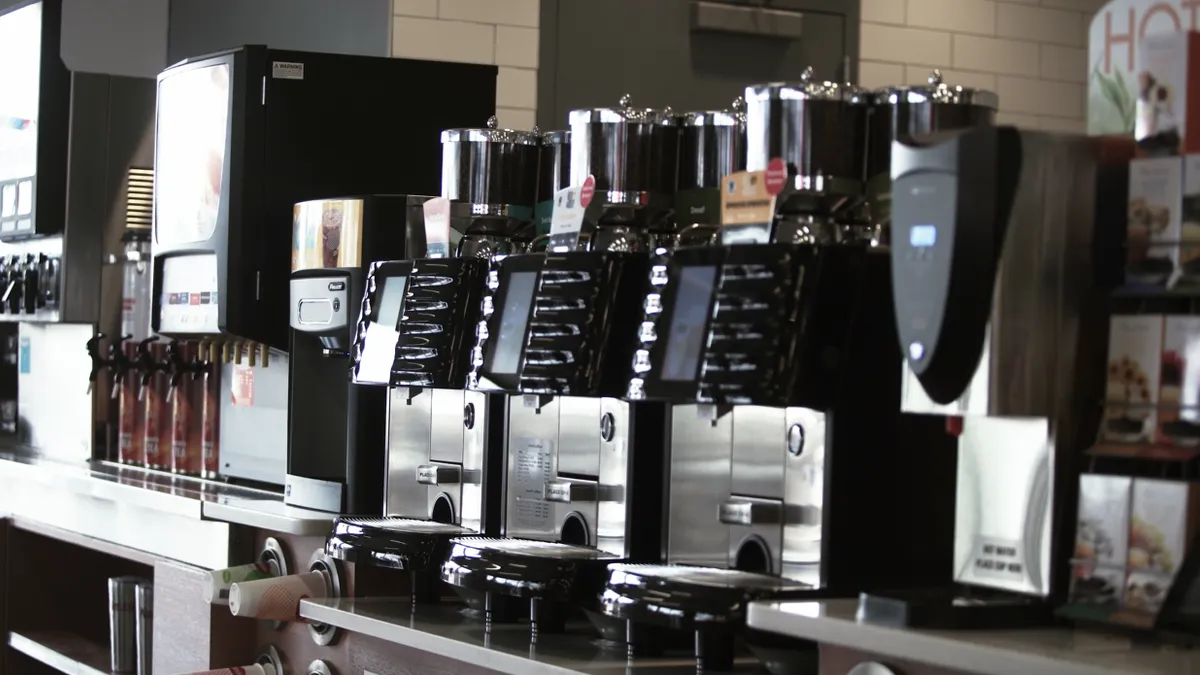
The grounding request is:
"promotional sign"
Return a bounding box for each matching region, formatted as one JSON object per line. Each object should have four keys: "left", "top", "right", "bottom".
{"left": 1089, "top": 0, "right": 1200, "bottom": 134}
{"left": 548, "top": 175, "right": 594, "bottom": 252}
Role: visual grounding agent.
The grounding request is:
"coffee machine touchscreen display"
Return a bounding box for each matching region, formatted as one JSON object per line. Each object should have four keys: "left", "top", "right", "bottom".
{"left": 491, "top": 271, "right": 538, "bottom": 375}
{"left": 373, "top": 275, "right": 408, "bottom": 328}
{"left": 662, "top": 265, "right": 718, "bottom": 381}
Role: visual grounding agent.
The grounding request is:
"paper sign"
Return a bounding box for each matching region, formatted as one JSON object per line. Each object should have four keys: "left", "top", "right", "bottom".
{"left": 422, "top": 197, "right": 452, "bottom": 259}
{"left": 720, "top": 170, "right": 777, "bottom": 245}
{"left": 548, "top": 178, "right": 591, "bottom": 252}
{"left": 231, "top": 365, "right": 254, "bottom": 406}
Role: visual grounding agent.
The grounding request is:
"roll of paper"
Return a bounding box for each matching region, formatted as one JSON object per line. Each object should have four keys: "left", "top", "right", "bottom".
{"left": 178, "top": 664, "right": 273, "bottom": 675}
{"left": 229, "top": 571, "right": 326, "bottom": 622}
{"left": 203, "top": 562, "right": 274, "bottom": 605}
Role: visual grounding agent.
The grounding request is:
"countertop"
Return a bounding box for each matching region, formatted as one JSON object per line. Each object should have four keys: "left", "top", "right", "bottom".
{"left": 0, "top": 447, "right": 335, "bottom": 568}
{"left": 300, "top": 597, "right": 767, "bottom": 675}
{"left": 747, "top": 599, "right": 1200, "bottom": 675}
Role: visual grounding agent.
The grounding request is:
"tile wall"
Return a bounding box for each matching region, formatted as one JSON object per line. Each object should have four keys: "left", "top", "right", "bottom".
{"left": 391, "top": 0, "right": 539, "bottom": 130}
{"left": 860, "top": 0, "right": 1110, "bottom": 131}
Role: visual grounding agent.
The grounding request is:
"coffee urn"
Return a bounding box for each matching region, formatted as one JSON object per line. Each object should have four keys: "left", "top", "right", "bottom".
{"left": 440, "top": 97, "right": 682, "bottom": 640}
{"left": 326, "top": 119, "right": 538, "bottom": 600}
{"left": 675, "top": 98, "right": 747, "bottom": 245}
{"left": 857, "top": 126, "right": 1133, "bottom": 627}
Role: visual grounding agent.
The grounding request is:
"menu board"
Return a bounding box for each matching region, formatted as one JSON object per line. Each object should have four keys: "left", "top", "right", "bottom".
{"left": 155, "top": 63, "right": 231, "bottom": 246}
{"left": 491, "top": 271, "right": 538, "bottom": 375}
{"left": 661, "top": 266, "right": 718, "bottom": 381}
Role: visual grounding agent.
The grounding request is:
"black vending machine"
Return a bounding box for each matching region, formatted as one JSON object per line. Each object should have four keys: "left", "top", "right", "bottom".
{"left": 150, "top": 45, "right": 497, "bottom": 512}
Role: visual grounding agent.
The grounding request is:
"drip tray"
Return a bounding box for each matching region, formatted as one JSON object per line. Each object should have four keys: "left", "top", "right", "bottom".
{"left": 441, "top": 537, "right": 622, "bottom": 602}
{"left": 600, "top": 564, "right": 812, "bottom": 629}
{"left": 599, "top": 564, "right": 816, "bottom": 672}
{"left": 325, "top": 517, "right": 471, "bottom": 571}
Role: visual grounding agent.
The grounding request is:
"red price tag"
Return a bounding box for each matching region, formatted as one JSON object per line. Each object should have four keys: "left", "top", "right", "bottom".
{"left": 579, "top": 175, "right": 596, "bottom": 207}
{"left": 764, "top": 158, "right": 787, "bottom": 195}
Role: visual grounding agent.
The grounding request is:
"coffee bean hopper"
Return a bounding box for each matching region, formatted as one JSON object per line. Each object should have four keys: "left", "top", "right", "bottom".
{"left": 440, "top": 98, "right": 684, "bottom": 642}
{"left": 600, "top": 75, "right": 961, "bottom": 673}
{"left": 675, "top": 97, "right": 747, "bottom": 247}
{"left": 326, "top": 118, "right": 538, "bottom": 603}
{"left": 865, "top": 69, "right": 998, "bottom": 240}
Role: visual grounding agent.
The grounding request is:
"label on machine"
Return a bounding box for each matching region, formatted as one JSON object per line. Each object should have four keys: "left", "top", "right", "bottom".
{"left": 423, "top": 198, "right": 451, "bottom": 258}
{"left": 548, "top": 175, "right": 593, "bottom": 252}
{"left": 513, "top": 437, "right": 554, "bottom": 529}
{"left": 719, "top": 160, "right": 785, "bottom": 245}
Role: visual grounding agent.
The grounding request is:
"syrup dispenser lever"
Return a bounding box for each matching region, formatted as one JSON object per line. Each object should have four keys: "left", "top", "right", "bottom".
{"left": 107, "top": 335, "right": 134, "bottom": 399}
{"left": 86, "top": 332, "right": 111, "bottom": 394}
{"left": 136, "top": 337, "right": 160, "bottom": 400}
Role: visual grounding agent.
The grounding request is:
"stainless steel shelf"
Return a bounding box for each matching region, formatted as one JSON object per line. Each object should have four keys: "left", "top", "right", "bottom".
{"left": 8, "top": 629, "right": 112, "bottom": 675}
{"left": 299, "top": 597, "right": 764, "bottom": 675}
{"left": 746, "top": 599, "right": 1198, "bottom": 675}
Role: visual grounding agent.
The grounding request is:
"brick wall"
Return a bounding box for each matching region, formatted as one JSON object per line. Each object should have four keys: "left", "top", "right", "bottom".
{"left": 860, "top": 0, "right": 1109, "bottom": 132}
{"left": 391, "top": 0, "right": 539, "bottom": 130}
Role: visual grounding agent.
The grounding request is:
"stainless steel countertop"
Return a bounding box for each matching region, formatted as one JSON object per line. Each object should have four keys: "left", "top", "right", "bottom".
{"left": 746, "top": 599, "right": 1199, "bottom": 675}
{"left": 0, "top": 447, "right": 335, "bottom": 568}
{"left": 300, "top": 598, "right": 765, "bottom": 675}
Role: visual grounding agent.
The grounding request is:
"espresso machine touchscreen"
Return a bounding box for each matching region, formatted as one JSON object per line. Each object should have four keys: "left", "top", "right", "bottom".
{"left": 661, "top": 265, "right": 717, "bottom": 381}
{"left": 490, "top": 271, "right": 537, "bottom": 375}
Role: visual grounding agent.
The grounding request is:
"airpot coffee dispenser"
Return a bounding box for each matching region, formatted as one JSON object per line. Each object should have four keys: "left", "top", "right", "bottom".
{"left": 439, "top": 97, "right": 681, "bottom": 639}
{"left": 325, "top": 119, "right": 537, "bottom": 595}
{"left": 859, "top": 126, "right": 1132, "bottom": 626}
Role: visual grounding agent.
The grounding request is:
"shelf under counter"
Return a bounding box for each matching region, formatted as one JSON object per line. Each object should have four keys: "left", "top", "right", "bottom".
{"left": 8, "top": 629, "right": 111, "bottom": 675}
{"left": 0, "top": 447, "right": 335, "bottom": 569}
{"left": 746, "top": 599, "right": 1197, "bottom": 675}
{"left": 299, "top": 597, "right": 765, "bottom": 675}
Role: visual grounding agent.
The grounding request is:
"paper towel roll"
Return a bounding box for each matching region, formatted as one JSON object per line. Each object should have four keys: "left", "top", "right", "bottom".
{"left": 178, "top": 664, "right": 272, "bottom": 675}
{"left": 229, "top": 571, "right": 326, "bottom": 622}
{"left": 203, "top": 562, "right": 274, "bottom": 605}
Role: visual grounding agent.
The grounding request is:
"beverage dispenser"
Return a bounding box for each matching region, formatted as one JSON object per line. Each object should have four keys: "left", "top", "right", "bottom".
{"left": 439, "top": 96, "right": 681, "bottom": 639}
{"left": 149, "top": 45, "right": 497, "bottom": 487}
{"left": 325, "top": 118, "right": 537, "bottom": 595}
{"left": 285, "top": 195, "right": 426, "bottom": 514}
{"left": 861, "top": 126, "right": 1133, "bottom": 625}
{"left": 594, "top": 73, "right": 994, "bottom": 671}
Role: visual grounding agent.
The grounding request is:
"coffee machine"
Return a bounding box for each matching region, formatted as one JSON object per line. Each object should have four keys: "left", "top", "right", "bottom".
{"left": 149, "top": 46, "right": 497, "bottom": 489}
{"left": 596, "top": 74, "right": 1003, "bottom": 670}
{"left": 858, "top": 126, "right": 1132, "bottom": 625}
{"left": 324, "top": 119, "right": 537, "bottom": 586}
{"left": 440, "top": 96, "right": 682, "bottom": 635}
{"left": 286, "top": 195, "right": 427, "bottom": 514}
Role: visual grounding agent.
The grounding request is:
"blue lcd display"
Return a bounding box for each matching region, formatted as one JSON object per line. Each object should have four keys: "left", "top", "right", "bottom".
{"left": 910, "top": 225, "right": 937, "bottom": 248}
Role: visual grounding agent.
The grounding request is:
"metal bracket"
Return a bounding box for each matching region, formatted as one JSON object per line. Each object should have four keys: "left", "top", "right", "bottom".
{"left": 690, "top": 0, "right": 804, "bottom": 39}
{"left": 307, "top": 551, "right": 344, "bottom": 646}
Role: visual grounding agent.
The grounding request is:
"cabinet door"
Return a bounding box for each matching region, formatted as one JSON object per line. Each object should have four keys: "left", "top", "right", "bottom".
{"left": 537, "top": 0, "right": 860, "bottom": 128}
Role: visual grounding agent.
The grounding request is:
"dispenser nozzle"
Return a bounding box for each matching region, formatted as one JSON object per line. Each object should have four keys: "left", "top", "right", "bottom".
{"left": 259, "top": 343, "right": 269, "bottom": 368}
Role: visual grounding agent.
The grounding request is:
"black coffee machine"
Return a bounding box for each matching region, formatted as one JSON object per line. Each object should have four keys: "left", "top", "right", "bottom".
{"left": 286, "top": 195, "right": 430, "bottom": 514}
{"left": 323, "top": 117, "right": 539, "bottom": 593}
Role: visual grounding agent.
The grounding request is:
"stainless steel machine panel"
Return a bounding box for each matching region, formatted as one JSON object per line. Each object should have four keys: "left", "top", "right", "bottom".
{"left": 461, "top": 389, "right": 490, "bottom": 533}
{"left": 781, "top": 406, "right": 825, "bottom": 586}
{"left": 667, "top": 404, "right": 731, "bottom": 569}
{"left": 506, "top": 396, "right": 562, "bottom": 542}
{"left": 385, "top": 386, "right": 432, "bottom": 518}
{"left": 730, "top": 406, "right": 786, "bottom": 499}
{"left": 430, "top": 388, "right": 466, "bottom": 463}
{"left": 596, "top": 397, "right": 631, "bottom": 557}
{"left": 558, "top": 396, "right": 600, "bottom": 478}
{"left": 954, "top": 416, "right": 1052, "bottom": 596}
